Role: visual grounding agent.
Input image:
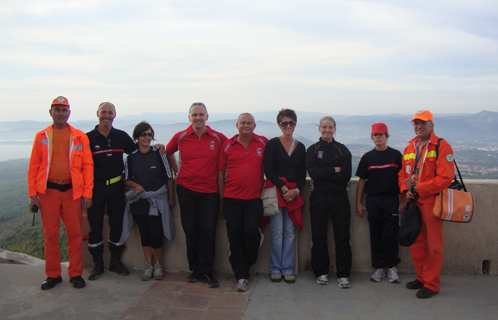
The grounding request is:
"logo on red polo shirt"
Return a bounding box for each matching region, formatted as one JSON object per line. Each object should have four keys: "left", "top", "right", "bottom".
{"left": 318, "top": 151, "right": 323, "bottom": 159}
{"left": 257, "top": 148, "right": 262, "bottom": 156}
{"left": 210, "top": 141, "right": 215, "bottom": 150}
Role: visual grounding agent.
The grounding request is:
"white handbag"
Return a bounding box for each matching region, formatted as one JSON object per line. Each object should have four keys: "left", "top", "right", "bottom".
{"left": 261, "top": 185, "right": 279, "bottom": 217}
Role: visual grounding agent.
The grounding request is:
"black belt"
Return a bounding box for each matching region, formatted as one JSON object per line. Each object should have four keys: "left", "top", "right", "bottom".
{"left": 47, "top": 181, "right": 73, "bottom": 192}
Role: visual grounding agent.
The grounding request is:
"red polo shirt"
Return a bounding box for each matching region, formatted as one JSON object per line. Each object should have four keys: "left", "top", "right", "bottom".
{"left": 166, "top": 125, "right": 227, "bottom": 193}
{"left": 218, "top": 133, "right": 268, "bottom": 200}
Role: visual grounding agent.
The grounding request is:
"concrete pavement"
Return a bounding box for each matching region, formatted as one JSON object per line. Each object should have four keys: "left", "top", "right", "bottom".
{"left": 244, "top": 272, "right": 498, "bottom": 320}
{"left": 1, "top": 263, "right": 497, "bottom": 320}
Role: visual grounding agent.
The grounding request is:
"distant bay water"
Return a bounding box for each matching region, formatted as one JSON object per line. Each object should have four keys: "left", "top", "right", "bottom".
{"left": 0, "top": 143, "right": 32, "bottom": 161}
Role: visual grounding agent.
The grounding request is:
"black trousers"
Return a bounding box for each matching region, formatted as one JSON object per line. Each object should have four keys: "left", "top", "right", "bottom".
{"left": 87, "top": 181, "right": 126, "bottom": 256}
{"left": 366, "top": 194, "right": 401, "bottom": 269}
{"left": 222, "top": 197, "right": 263, "bottom": 280}
{"left": 133, "top": 213, "right": 164, "bottom": 249}
{"left": 176, "top": 184, "right": 219, "bottom": 274}
{"left": 310, "top": 191, "right": 352, "bottom": 278}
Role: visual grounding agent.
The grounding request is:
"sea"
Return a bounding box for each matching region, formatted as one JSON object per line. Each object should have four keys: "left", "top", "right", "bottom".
{"left": 0, "top": 144, "right": 32, "bottom": 161}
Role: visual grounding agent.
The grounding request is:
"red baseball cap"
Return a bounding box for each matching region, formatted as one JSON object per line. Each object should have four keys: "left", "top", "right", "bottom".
{"left": 411, "top": 110, "right": 433, "bottom": 122}
{"left": 51, "top": 96, "right": 70, "bottom": 107}
{"left": 371, "top": 123, "right": 388, "bottom": 135}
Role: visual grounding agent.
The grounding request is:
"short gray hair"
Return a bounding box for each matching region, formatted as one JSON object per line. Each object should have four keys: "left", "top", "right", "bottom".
{"left": 189, "top": 102, "right": 208, "bottom": 115}
{"left": 237, "top": 113, "right": 255, "bottom": 122}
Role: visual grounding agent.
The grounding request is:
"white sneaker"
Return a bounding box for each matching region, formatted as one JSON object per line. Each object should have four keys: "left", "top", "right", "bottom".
{"left": 387, "top": 267, "right": 400, "bottom": 283}
{"left": 337, "top": 277, "right": 351, "bottom": 288}
{"left": 153, "top": 262, "right": 163, "bottom": 280}
{"left": 236, "top": 279, "right": 248, "bottom": 292}
{"left": 370, "top": 268, "right": 387, "bottom": 282}
{"left": 141, "top": 263, "right": 153, "bottom": 281}
{"left": 316, "top": 274, "right": 329, "bottom": 285}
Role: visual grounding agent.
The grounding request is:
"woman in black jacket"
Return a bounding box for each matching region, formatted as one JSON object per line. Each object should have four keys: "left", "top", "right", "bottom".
{"left": 306, "top": 116, "right": 352, "bottom": 288}
{"left": 264, "top": 109, "right": 306, "bottom": 283}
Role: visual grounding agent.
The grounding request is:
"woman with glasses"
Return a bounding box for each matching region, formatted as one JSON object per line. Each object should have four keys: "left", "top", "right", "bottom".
{"left": 263, "top": 109, "right": 306, "bottom": 283}
{"left": 123, "top": 121, "right": 175, "bottom": 281}
{"left": 306, "top": 116, "right": 352, "bottom": 288}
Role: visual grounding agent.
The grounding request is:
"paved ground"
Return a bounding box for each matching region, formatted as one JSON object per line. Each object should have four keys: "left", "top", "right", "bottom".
{"left": 1, "top": 263, "right": 497, "bottom": 320}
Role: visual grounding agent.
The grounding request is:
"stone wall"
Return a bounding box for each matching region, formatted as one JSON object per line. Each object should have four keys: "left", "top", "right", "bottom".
{"left": 81, "top": 179, "right": 498, "bottom": 276}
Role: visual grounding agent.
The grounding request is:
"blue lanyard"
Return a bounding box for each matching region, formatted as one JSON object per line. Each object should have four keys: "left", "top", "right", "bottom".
{"left": 411, "top": 139, "right": 429, "bottom": 175}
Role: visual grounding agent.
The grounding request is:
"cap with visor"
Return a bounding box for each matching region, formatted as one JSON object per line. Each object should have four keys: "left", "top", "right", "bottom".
{"left": 371, "top": 123, "right": 388, "bottom": 135}
{"left": 51, "top": 96, "right": 70, "bottom": 107}
{"left": 411, "top": 110, "right": 433, "bottom": 122}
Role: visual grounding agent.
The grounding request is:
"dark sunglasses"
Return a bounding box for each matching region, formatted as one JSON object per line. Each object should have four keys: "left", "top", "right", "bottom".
{"left": 140, "top": 132, "right": 153, "bottom": 137}
{"left": 191, "top": 102, "right": 206, "bottom": 107}
{"left": 280, "top": 120, "right": 296, "bottom": 127}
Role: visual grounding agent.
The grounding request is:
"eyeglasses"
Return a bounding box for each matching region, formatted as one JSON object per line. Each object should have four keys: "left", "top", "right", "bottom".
{"left": 279, "top": 120, "right": 296, "bottom": 127}
{"left": 140, "top": 132, "right": 153, "bottom": 137}
{"left": 412, "top": 121, "right": 428, "bottom": 126}
{"left": 191, "top": 102, "right": 206, "bottom": 107}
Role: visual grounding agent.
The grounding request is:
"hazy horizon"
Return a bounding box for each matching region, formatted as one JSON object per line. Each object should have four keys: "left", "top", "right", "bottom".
{"left": 1, "top": 109, "right": 497, "bottom": 162}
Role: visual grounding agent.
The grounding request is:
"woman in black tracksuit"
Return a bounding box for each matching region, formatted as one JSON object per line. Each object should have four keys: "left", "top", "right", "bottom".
{"left": 306, "top": 116, "right": 352, "bottom": 288}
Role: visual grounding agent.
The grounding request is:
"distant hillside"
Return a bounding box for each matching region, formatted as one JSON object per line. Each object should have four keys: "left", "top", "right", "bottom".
{"left": 1, "top": 110, "right": 497, "bottom": 149}
{"left": 0, "top": 159, "right": 68, "bottom": 260}
{"left": 0, "top": 159, "right": 29, "bottom": 220}
{"left": 0, "top": 213, "right": 68, "bottom": 261}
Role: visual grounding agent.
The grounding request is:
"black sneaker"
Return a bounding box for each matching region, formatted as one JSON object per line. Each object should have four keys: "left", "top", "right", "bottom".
{"left": 416, "top": 287, "right": 439, "bottom": 299}
{"left": 70, "top": 276, "right": 86, "bottom": 289}
{"left": 41, "top": 277, "right": 62, "bottom": 290}
{"left": 406, "top": 279, "right": 424, "bottom": 290}
{"left": 198, "top": 273, "right": 220, "bottom": 288}
{"left": 187, "top": 270, "right": 199, "bottom": 283}
{"left": 109, "top": 260, "right": 130, "bottom": 276}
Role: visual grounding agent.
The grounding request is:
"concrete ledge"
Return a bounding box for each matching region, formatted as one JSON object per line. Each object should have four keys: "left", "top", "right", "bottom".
{"left": 0, "top": 248, "right": 45, "bottom": 266}
{"left": 81, "top": 179, "right": 498, "bottom": 276}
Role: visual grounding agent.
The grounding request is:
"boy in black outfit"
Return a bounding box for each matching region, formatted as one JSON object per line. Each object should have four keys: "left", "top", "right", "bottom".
{"left": 355, "top": 123, "right": 404, "bottom": 283}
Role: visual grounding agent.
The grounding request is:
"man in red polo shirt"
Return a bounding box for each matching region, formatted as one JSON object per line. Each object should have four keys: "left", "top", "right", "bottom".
{"left": 166, "top": 102, "right": 227, "bottom": 288}
{"left": 218, "top": 113, "right": 268, "bottom": 292}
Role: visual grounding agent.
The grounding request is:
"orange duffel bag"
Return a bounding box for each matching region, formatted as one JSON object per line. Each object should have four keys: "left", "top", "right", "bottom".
{"left": 433, "top": 160, "right": 473, "bottom": 223}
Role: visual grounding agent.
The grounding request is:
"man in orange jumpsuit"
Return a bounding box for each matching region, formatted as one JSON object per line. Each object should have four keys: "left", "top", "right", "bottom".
{"left": 398, "top": 110, "right": 455, "bottom": 299}
{"left": 28, "top": 96, "right": 94, "bottom": 290}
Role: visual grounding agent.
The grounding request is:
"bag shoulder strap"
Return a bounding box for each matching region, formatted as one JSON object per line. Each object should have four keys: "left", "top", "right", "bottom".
{"left": 435, "top": 138, "right": 443, "bottom": 160}
{"left": 288, "top": 139, "right": 296, "bottom": 157}
{"left": 453, "top": 159, "right": 467, "bottom": 192}
{"left": 436, "top": 138, "right": 467, "bottom": 192}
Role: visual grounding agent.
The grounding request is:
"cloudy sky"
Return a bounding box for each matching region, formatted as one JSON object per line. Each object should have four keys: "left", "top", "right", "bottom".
{"left": 2, "top": 0, "right": 498, "bottom": 122}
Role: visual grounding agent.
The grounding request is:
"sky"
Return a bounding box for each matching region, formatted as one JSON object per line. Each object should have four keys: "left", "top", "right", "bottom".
{"left": 1, "top": 0, "right": 498, "bottom": 122}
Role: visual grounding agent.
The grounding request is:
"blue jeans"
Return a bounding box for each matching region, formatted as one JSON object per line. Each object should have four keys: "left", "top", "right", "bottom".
{"left": 269, "top": 208, "right": 295, "bottom": 275}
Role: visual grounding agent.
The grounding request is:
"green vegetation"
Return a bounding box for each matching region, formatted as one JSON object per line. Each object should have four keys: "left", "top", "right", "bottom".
{"left": 0, "top": 159, "right": 68, "bottom": 261}
{"left": 0, "top": 180, "right": 29, "bottom": 219}
{"left": 0, "top": 159, "right": 29, "bottom": 220}
{"left": 0, "top": 224, "right": 68, "bottom": 260}
{"left": 0, "top": 158, "right": 30, "bottom": 181}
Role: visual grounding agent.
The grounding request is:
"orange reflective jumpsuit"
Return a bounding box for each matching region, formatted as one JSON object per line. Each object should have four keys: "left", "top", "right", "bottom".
{"left": 28, "top": 124, "right": 94, "bottom": 278}
{"left": 398, "top": 131, "right": 454, "bottom": 292}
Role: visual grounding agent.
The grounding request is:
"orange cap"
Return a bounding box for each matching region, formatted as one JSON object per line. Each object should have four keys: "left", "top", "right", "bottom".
{"left": 51, "top": 96, "right": 69, "bottom": 107}
{"left": 411, "top": 110, "right": 433, "bottom": 122}
{"left": 371, "top": 123, "right": 388, "bottom": 135}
